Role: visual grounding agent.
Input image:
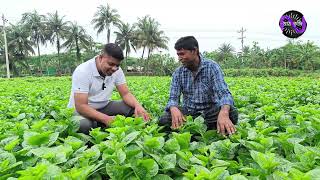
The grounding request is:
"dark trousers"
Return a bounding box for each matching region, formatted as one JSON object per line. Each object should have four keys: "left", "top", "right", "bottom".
{"left": 73, "top": 100, "right": 134, "bottom": 134}
{"left": 159, "top": 105, "right": 238, "bottom": 130}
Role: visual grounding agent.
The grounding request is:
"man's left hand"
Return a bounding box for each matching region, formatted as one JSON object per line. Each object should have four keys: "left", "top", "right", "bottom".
{"left": 134, "top": 105, "right": 150, "bottom": 121}
{"left": 217, "top": 106, "right": 236, "bottom": 135}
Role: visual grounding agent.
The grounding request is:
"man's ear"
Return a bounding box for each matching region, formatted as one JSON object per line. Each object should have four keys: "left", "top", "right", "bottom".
{"left": 192, "top": 48, "right": 198, "bottom": 55}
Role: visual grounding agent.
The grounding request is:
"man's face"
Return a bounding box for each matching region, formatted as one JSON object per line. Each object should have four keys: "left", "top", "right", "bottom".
{"left": 176, "top": 49, "right": 198, "bottom": 68}
{"left": 99, "top": 54, "right": 120, "bottom": 76}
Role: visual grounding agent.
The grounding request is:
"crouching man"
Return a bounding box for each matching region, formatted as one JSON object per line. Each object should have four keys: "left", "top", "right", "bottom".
{"left": 159, "top": 36, "right": 238, "bottom": 135}
{"left": 68, "top": 43, "right": 149, "bottom": 134}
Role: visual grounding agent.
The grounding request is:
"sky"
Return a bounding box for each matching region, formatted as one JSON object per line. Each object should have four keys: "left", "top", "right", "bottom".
{"left": 0, "top": 0, "right": 319, "bottom": 57}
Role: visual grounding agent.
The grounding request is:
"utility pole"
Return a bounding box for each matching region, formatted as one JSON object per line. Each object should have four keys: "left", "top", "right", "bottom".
{"left": 238, "top": 27, "right": 246, "bottom": 53}
{"left": 238, "top": 27, "right": 246, "bottom": 63}
{"left": 2, "top": 14, "right": 10, "bottom": 78}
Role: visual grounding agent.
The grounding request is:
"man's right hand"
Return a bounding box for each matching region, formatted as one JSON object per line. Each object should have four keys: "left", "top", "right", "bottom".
{"left": 103, "top": 115, "right": 115, "bottom": 126}
{"left": 170, "top": 107, "right": 185, "bottom": 129}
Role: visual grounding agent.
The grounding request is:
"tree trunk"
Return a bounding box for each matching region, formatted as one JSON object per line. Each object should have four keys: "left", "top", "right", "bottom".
{"left": 75, "top": 38, "right": 81, "bottom": 62}
{"left": 146, "top": 48, "right": 151, "bottom": 76}
{"left": 141, "top": 46, "right": 146, "bottom": 72}
{"left": 284, "top": 59, "right": 287, "bottom": 69}
{"left": 107, "top": 28, "right": 110, "bottom": 43}
{"left": 141, "top": 46, "right": 145, "bottom": 59}
{"left": 124, "top": 49, "right": 128, "bottom": 73}
{"left": 36, "top": 38, "right": 42, "bottom": 75}
{"left": 19, "top": 51, "right": 32, "bottom": 76}
{"left": 10, "top": 60, "right": 19, "bottom": 77}
{"left": 56, "top": 34, "right": 61, "bottom": 76}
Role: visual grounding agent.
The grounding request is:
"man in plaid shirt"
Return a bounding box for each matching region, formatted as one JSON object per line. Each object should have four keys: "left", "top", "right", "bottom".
{"left": 159, "top": 36, "right": 238, "bottom": 135}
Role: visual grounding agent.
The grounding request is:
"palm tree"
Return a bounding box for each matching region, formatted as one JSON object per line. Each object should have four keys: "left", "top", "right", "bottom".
{"left": 135, "top": 15, "right": 149, "bottom": 60}
{"left": 46, "top": 11, "right": 69, "bottom": 72}
{"left": 114, "top": 22, "right": 137, "bottom": 72}
{"left": 21, "top": 10, "right": 47, "bottom": 73}
{"left": 297, "top": 41, "right": 319, "bottom": 70}
{"left": 62, "top": 22, "right": 91, "bottom": 62}
{"left": 135, "top": 16, "right": 169, "bottom": 74}
{"left": 92, "top": 4, "right": 121, "bottom": 43}
{"left": 217, "top": 43, "right": 235, "bottom": 65}
{"left": 7, "top": 24, "right": 35, "bottom": 75}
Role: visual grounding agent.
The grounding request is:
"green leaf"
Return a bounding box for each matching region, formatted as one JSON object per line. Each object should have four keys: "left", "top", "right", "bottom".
{"left": 22, "top": 131, "right": 59, "bottom": 147}
{"left": 17, "top": 163, "right": 62, "bottom": 179}
{"left": 116, "top": 148, "right": 126, "bottom": 164}
{"left": 259, "top": 126, "right": 278, "bottom": 135}
{"left": 0, "top": 136, "right": 20, "bottom": 151}
{"left": 125, "top": 144, "right": 143, "bottom": 160}
{"left": 250, "top": 150, "right": 280, "bottom": 170}
{"left": 173, "top": 132, "right": 191, "bottom": 150}
{"left": 133, "top": 158, "right": 159, "bottom": 178}
{"left": 153, "top": 174, "right": 173, "bottom": 180}
{"left": 48, "top": 132, "right": 59, "bottom": 146}
{"left": 159, "top": 154, "right": 176, "bottom": 170}
{"left": 24, "top": 131, "right": 51, "bottom": 146}
{"left": 90, "top": 127, "right": 109, "bottom": 144}
{"left": 16, "top": 113, "right": 26, "bottom": 120}
{"left": 226, "top": 174, "right": 248, "bottom": 180}
{"left": 144, "top": 136, "right": 165, "bottom": 150}
{"left": 30, "top": 119, "right": 48, "bottom": 130}
{"left": 106, "top": 163, "right": 131, "bottom": 179}
{"left": 305, "top": 168, "right": 320, "bottom": 179}
{"left": 64, "top": 136, "right": 85, "bottom": 150}
{"left": 30, "top": 145, "right": 73, "bottom": 164}
{"left": 209, "top": 167, "right": 230, "bottom": 179}
{"left": 211, "top": 159, "right": 231, "bottom": 168}
{"left": 288, "top": 168, "right": 308, "bottom": 180}
{"left": 164, "top": 138, "right": 180, "bottom": 153}
{"left": 272, "top": 171, "right": 289, "bottom": 180}
{"left": 122, "top": 131, "right": 140, "bottom": 145}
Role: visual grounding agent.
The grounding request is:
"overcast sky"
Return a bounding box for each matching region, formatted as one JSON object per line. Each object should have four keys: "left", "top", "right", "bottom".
{"left": 1, "top": 0, "right": 319, "bottom": 57}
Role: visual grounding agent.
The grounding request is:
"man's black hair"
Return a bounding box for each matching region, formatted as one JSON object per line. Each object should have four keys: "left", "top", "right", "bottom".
{"left": 174, "top": 36, "right": 199, "bottom": 52}
{"left": 103, "top": 43, "right": 124, "bottom": 61}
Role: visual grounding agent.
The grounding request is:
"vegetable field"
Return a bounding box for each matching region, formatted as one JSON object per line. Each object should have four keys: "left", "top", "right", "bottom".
{"left": 0, "top": 77, "right": 320, "bottom": 179}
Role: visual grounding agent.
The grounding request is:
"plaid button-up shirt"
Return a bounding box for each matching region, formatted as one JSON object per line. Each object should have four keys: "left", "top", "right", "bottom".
{"left": 165, "top": 56, "right": 234, "bottom": 112}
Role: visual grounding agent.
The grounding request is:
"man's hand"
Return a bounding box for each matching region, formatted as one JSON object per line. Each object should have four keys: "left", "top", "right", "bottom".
{"left": 134, "top": 105, "right": 150, "bottom": 121}
{"left": 170, "top": 106, "right": 185, "bottom": 129}
{"left": 103, "top": 115, "right": 115, "bottom": 126}
{"left": 217, "top": 105, "right": 236, "bottom": 135}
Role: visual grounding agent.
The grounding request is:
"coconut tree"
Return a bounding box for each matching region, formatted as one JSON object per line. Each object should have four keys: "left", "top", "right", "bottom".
{"left": 62, "top": 22, "right": 91, "bottom": 62}
{"left": 135, "top": 15, "right": 149, "bottom": 60}
{"left": 297, "top": 41, "right": 320, "bottom": 70}
{"left": 46, "top": 11, "right": 69, "bottom": 72}
{"left": 114, "top": 22, "right": 137, "bottom": 72}
{"left": 217, "top": 43, "right": 235, "bottom": 65}
{"left": 7, "top": 24, "right": 35, "bottom": 75}
{"left": 21, "top": 10, "right": 47, "bottom": 73}
{"left": 92, "top": 4, "right": 121, "bottom": 43}
{"left": 135, "top": 16, "right": 169, "bottom": 74}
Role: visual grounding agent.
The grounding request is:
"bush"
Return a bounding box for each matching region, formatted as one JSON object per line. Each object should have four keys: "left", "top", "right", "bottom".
{"left": 223, "top": 68, "right": 320, "bottom": 77}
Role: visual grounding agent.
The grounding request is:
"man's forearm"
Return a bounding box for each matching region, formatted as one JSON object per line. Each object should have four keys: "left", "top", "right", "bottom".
{"left": 122, "top": 92, "right": 141, "bottom": 108}
{"left": 76, "top": 104, "right": 111, "bottom": 124}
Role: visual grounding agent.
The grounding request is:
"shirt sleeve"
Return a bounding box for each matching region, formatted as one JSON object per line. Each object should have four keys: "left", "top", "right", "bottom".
{"left": 165, "top": 70, "right": 181, "bottom": 111}
{"left": 114, "top": 67, "right": 126, "bottom": 86}
{"left": 211, "top": 63, "right": 234, "bottom": 107}
{"left": 72, "top": 68, "right": 90, "bottom": 93}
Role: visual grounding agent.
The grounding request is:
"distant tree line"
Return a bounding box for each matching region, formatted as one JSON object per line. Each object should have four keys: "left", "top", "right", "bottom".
{"left": 204, "top": 40, "right": 320, "bottom": 71}
{"left": 0, "top": 4, "right": 319, "bottom": 77}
